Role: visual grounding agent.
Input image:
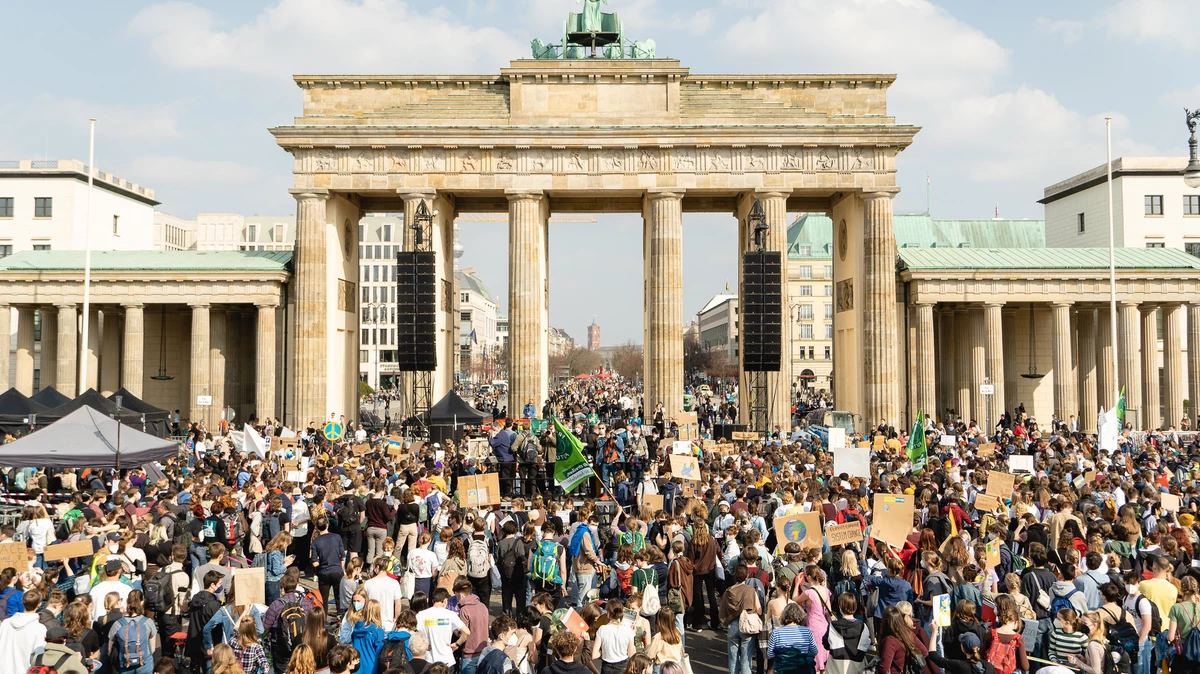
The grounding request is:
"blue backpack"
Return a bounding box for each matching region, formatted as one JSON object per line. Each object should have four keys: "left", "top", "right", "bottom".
{"left": 1182, "top": 604, "right": 1200, "bottom": 663}
{"left": 113, "top": 616, "right": 153, "bottom": 670}
{"left": 569, "top": 524, "right": 594, "bottom": 559}
{"left": 1049, "top": 589, "right": 1080, "bottom": 618}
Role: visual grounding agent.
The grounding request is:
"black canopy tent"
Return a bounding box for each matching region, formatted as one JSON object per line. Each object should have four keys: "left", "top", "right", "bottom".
{"left": 107, "top": 388, "right": 171, "bottom": 437}
{"left": 0, "top": 388, "right": 48, "bottom": 436}
{"left": 426, "top": 391, "right": 490, "bottom": 444}
{"left": 30, "top": 386, "right": 70, "bottom": 409}
{"left": 38, "top": 389, "right": 143, "bottom": 428}
{"left": 0, "top": 406, "right": 178, "bottom": 469}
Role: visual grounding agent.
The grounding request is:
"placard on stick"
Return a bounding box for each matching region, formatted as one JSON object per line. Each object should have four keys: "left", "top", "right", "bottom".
{"left": 0, "top": 542, "right": 30, "bottom": 570}
{"left": 774, "top": 512, "right": 823, "bottom": 550}
{"left": 826, "top": 521, "right": 864, "bottom": 547}
{"left": 352, "top": 443, "right": 369, "bottom": 456}
{"left": 985, "top": 471, "right": 1016, "bottom": 498}
{"left": 977, "top": 443, "right": 997, "bottom": 457}
{"left": 233, "top": 566, "right": 265, "bottom": 606}
{"left": 871, "top": 493, "right": 915, "bottom": 550}
{"left": 1162, "top": 493, "right": 1182, "bottom": 513}
{"left": 668, "top": 454, "right": 700, "bottom": 481}
{"left": 43, "top": 539, "right": 93, "bottom": 562}
{"left": 280, "top": 459, "right": 300, "bottom": 472}
{"left": 640, "top": 494, "right": 664, "bottom": 512}
{"left": 275, "top": 436, "right": 301, "bottom": 453}
{"left": 460, "top": 473, "right": 501, "bottom": 507}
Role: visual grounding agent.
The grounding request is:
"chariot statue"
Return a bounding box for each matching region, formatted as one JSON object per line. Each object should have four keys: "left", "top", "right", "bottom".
{"left": 528, "top": 0, "right": 657, "bottom": 60}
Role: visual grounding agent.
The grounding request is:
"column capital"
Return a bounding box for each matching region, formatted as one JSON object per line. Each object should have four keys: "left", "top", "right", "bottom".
{"left": 913, "top": 300, "right": 937, "bottom": 308}
{"left": 189, "top": 302, "right": 211, "bottom": 309}
{"left": 1118, "top": 299, "right": 1142, "bottom": 308}
{"left": 982, "top": 301, "right": 1006, "bottom": 309}
{"left": 752, "top": 188, "right": 793, "bottom": 199}
{"left": 862, "top": 189, "right": 900, "bottom": 202}
{"left": 396, "top": 188, "right": 437, "bottom": 202}
{"left": 121, "top": 303, "right": 144, "bottom": 309}
{"left": 55, "top": 303, "right": 75, "bottom": 310}
{"left": 504, "top": 189, "right": 545, "bottom": 203}
{"left": 288, "top": 188, "right": 331, "bottom": 203}
{"left": 646, "top": 188, "right": 685, "bottom": 202}
{"left": 1050, "top": 300, "right": 1074, "bottom": 309}
{"left": 1140, "top": 303, "right": 1159, "bottom": 314}
{"left": 255, "top": 302, "right": 280, "bottom": 309}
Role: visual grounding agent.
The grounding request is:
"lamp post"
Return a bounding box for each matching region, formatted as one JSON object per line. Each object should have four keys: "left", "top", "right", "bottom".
{"left": 1185, "top": 109, "right": 1200, "bottom": 189}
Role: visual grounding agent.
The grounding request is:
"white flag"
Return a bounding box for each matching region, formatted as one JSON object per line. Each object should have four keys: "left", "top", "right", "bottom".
{"left": 243, "top": 423, "right": 267, "bottom": 459}
{"left": 1099, "top": 406, "right": 1119, "bottom": 451}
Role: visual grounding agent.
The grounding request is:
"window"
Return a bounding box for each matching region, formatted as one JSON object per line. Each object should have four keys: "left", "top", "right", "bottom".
{"left": 360, "top": 350, "right": 369, "bottom": 361}
{"left": 825, "top": 304, "right": 833, "bottom": 319}
{"left": 1145, "top": 195, "right": 1163, "bottom": 215}
{"left": 32, "top": 244, "right": 50, "bottom": 251}
{"left": 390, "top": 287, "right": 395, "bottom": 303}
{"left": 361, "top": 307, "right": 370, "bottom": 322}
{"left": 1146, "top": 242, "right": 1166, "bottom": 248}
{"left": 383, "top": 224, "right": 392, "bottom": 241}
{"left": 797, "top": 266, "right": 812, "bottom": 279}
{"left": 372, "top": 286, "right": 378, "bottom": 303}
{"left": 461, "top": 310, "right": 472, "bottom": 322}
{"left": 361, "top": 286, "right": 369, "bottom": 303}
{"left": 799, "top": 285, "right": 812, "bottom": 296}
{"left": 460, "top": 292, "right": 470, "bottom": 302}
{"left": 360, "top": 245, "right": 366, "bottom": 259}
{"left": 0, "top": 198, "right": 12, "bottom": 217}
{"left": 362, "top": 266, "right": 369, "bottom": 282}
{"left": 824, "top": 346, "right": 831, "bottom": 360}
{"left": 797, "top": 305, "right": 813, "bottom": 320}
{"left": 374, "top": 245, "right": 382, "bottom": 259}
{"left": 807, "top": 346, "right": 814, "bottom": 359}
{"left": 1077, "top": 213, "right": 1085, "bottom": 233}
{"left": 247, "top": 224, "right": 256, "bottom": 242}
{"left": 1186, "top": 195, "right": 1200, "bottom": 216}
{"left": 796, "top": 245, "right": 811, "bottom": 257}
{"left": 361, "top": 329, "right": 369, "bottom": 345}
{"left": 796, "top": 348, "right": 805, "bottom": 360}
{"left": 373, "top": 266, "right": 380, "bottom": 282}
{"left": 384, "top": 245, "right": 392, "bottom": 259}
{"left": 0, "top": 245, "right": 11, "bottom": 258}
{"left": 358, "top": 224, "right": 365, "bottom": 239}
{"left": 1186, "top": 242, "right": 1200, "bottom": 258}
{"left": 824, "top": 285, "right": 832, "bottom": 296}
{"left": 274, "top": 224, "right": 284, "bottom": 242}
{"left": 824, "top": 265, "right": 832, "bottom": 278}
{"left": 34, "top": 198, "right": 52, "bottom": 217}
{"left": 800, "top": 324, "right": 813, "bottom": 339}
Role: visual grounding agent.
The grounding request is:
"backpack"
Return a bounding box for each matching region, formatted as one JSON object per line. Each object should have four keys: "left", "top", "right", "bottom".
{"left": 618, "top": 530, "right": 645, "bottom": 554}
{"left": 1182, "top": 604, "right": 1200, "bottom": 663}
{"left": 777, "top": 561, "right": 803, "bottom": 593}
{"left": 477, "top": 647, "right": 517, "bottom": 674}
{"left": 1102, "top": 607, "right": 1137, "bottom": 674}
{"left": 498, "top": 538, "right": 525, "bottom": 578}
{"left": 833, "top": 577, "right": 864, "bottom": 618}
{"left": 1005, "top": 544, "right": 1029, "bottom": 574}
{"left": 143, "top": 568, "right": 182, "bottom": 613}
{"left": 264, "top": 510, "right": 285, "bottom": 542}
{"left": 926, "top": 516, "right": 951, "bottom": 542}
{"left": 27, "top": 652, "right": 73, "bottom": 674}
{"left": 251, "top": 552, "right": 269, "bottom": 569}
{"left": 417, "top": 499, "right": 429, "bottom": 524}
{"left": 985, "top": 628, "right": 1020, "bottom": 674}
{"left": 667, "top": 561, "right": 686, "bottom": 614}
{"left": 0, "top": 587, "right": 15, "bottom": 621}
{"left": 467, "top": 537, "right": 491, "bottom": 578}
{"left": 221, "top": 512, "right": 243, "bottom": 548}
{"left": 273, "top": 599, "right": 307, "bottom": 654}
{"left": 378, "top": 634, "right": 411, "bottom": 670}
{"left": 903, "top": 650, "right": 927, "bottom": 674}
{"left": 530, "top": 540, "right": 562, "bottom": 584}
{"left": 1050, "top": 588, "right": 1080, "bottom": 617}
{"left": 112, "top": 616, "right": 153, "bottom": 670}
{"left": 569, "top": 525, "right": 594, "bottom": 559}
{"left": 335, "top": 497, "right": 360, "bottom": 533}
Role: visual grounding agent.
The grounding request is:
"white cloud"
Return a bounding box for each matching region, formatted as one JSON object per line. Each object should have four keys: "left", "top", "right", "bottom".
{"left": 680, "top": 8, "right": 714, "bottom": 36}
{"left": 1034, "top": 17, "right": 1084, "bottom": 44}
{"left": 1160, "top": 84, "right": 1200, "bottom": 109}
{"left": 21, "top": 96, "right": 181, "bottom": 143}
{"left": 128, "top": 0, "right": 526, "bottom": 76}
{"left": 1102, "top": 0, "right": 1200, "bottom": 51}
{"left": 130, "top": 155, "right": 264, "bottom": 186}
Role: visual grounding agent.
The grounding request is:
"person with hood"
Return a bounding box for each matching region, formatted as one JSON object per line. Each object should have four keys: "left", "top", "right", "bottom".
{"left": 542, "top": 630, "right": 588, "bottom": 674}
{"left": 31, "top": 623, "right": 88, "bottom": 674}
{"left": 454, "top": 578, "right": 490, "bottom": 674}
{"left": 944, "top": 600, "right": 989, "bottom": 662}
{"left": 350, "top": 600, "right": 385, "bottom": 674}
{"left": 0, "top": 589, "right": 46, "bottom": 673}
{"left": 476, "top": 615, "right": 518, "bottom": 674}
{"left": 825, "top": 592, "right": 870, "bottom": 674}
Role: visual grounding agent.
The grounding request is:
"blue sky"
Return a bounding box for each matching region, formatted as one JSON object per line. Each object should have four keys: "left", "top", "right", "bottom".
{"left": 2, "top": 0, "right": 1195, "bottom": 346}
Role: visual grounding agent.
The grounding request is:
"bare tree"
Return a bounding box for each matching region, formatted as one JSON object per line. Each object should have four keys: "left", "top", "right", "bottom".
{"left": 610, "top": 341, "right": 644, "bottom": 381}
{"left": 684, "top": 332, "right": 713, "bottom": 375}
{"left": 566, "top": 347, "right": 604, "bottom": 376}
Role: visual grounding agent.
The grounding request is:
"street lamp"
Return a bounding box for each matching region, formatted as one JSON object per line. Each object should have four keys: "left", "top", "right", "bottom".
{"left": 1185, "top": 109, "right": 1200, "bottom": 189}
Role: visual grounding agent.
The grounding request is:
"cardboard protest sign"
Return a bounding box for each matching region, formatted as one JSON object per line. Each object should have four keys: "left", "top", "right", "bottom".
{"left": 1009, "top": 455, "right": 1034, "bottom": 473}
{"left": 1162, "top": 493, "right": 1182, "bottom": 513}
{"left": 872, "top": 435, "right": 884, "bottom": 450}
{"left": 731, "top": 431, "right": 758, "bottom": 442}
{"left": 985, "top": 538, "right": 1001, "bottom": 569}
{"left": 280, "top": 459, "right": 300, "bottom": 472}
{"left": 640, "top": 494, "right": 664, "bottom": 512}
{"left": 977, "top": 443, "right": 996, "bottom": 457}
{"left": 672, "top": 441, "right": 692, "bottom": 456}
{"left": 871, "top": 493, "right": 915, "bottom": 550}
{"left": 466, "top": 438, "right": 490, "bottom": 460}
{"left": 460, "top": 473, "right": 501, "bottom": 507}
{"left": 985, "top": 471, "right": 1016, "bottom": 498}
{"left": 43, "top": 540, "right": 93, "bottom": 562}
{"left": 658, "top": 437, "right": 676, "bottom": 450}
{"left": 352, "top": 443, "right": 370, "bottom": 456}
{"left": 0, "top": 542, "right": 29, "bottom": 570}
{"left": 275, "top": 436, "right": 301, "bottom": 453}
{"left": 702, "top": 439, "right": 715, "bottom": 449}
{"left": 233, "top": 566, "right": 266, "bottom": 606}
{"left": 669, "top": 454, "right": 700, "bottom": 481}
{"left": 856, "top": 441, "right": 870, "bottom": 449}
{"left": 974, "top": 493, "right": 1001, "bottom": 513}
{"left": 826, "top": 521, "right": 864, "bottom": 547}
{"left": 774, "top": 512, "right": 823, "bottom": 550}
{"left": 675, "top": 411, "right": 697, "bottom": 426}
{"left": 833, "top": 445, "right": 871, "bottom": 478}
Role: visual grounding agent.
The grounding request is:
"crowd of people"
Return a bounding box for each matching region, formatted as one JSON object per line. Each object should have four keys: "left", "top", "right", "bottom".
{"left": 0, "top": 375, "right": 1194, "bottom": 674}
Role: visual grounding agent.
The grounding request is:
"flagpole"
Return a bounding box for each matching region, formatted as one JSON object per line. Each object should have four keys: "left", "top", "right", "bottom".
{"left": 79, "top": 119, "right": 95, "bottom": 393}
{"left": 1105, "top": 118, "right": 1120, "bottom": 414}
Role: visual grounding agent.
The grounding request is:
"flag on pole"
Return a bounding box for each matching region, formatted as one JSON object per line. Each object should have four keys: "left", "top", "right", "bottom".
{"left": 243, "top": 423, "right": 267, "bottom": 459}
{"left": 906, "top": 410, "right": 927, "bottom": 474}
{"left": 1116, "top": 386, "right": 1126, "bottom": 428}
{"left": 552, "top": 417, "right": 595, "bottom": 492}
{"left": 470, "top": 329, "right": 478, "bottom": 344}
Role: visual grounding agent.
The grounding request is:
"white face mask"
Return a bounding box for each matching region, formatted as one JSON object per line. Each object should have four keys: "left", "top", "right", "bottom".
{"left": 506, "top": 634, "right": 518, "bottom": 647}
{"left": 1126, "top": 584, "right": 1139, "bottom": 595}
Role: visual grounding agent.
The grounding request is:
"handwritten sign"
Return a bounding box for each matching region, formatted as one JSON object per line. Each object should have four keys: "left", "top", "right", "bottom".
{"left": 974, "top": 493, "right": 1001, "bottom": 513}
{"left": 1162, "top": 493, "right": 1181, "bottom": 513}
{"left": 459, "top": 473, "right": 501, "bottom": 507}
{"left": 826, "top": 521, "right": 864, "bottom": 547}
{"left": 352, "top": 443, "right": 370, "bottom": 456}
{"left": 774, "top": 512, "right": 823, "bottom": 550}
{"left": 275, "top": 436, "right": 301, "bottom": 453}
{"left": 940, "top": 434, "right": 956, "bottom": 447}
{"left": 43, "top": 539, "right": 93, "bottom": 562}
{"left": 871, "top": 493, "right": 914, "bottom": 550}
{"left": 985, "top": 538, "right": 1001, "bottom": 569}
{"left": 669, "top": 454, "right": 700, "bottom": 481}
{"left": 985, "top": 471, "right": 1016, "bottom": 498}
{"left": 0, "top": 542, "right": 30, "bottom": 571}
{"left": 280, "top": 459, "right": 300, "bottom": 472}
{"left": 872, "top": 435, "right": 884, "bottom": 450}
{"left": 233, "top": 566, "right": 265, "bottom": 606}
{"left": 731, "top": 431, "right": 758, "bottom": 442}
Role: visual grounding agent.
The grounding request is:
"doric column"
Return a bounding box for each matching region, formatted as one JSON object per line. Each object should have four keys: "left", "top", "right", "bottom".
{"left": 1162, "top": 303, "right": 1184, "bottom": 428}
{"left": 1117, "top": 300, "right": 1142, "bottom": 429}
{"left": 914, "top": 302, "right": 936, "bottom": 419}
{"left": 290, "top": 189, "right": 330, "bottom": 427}
{"left": 40, "top": 309, "right": 57, "bottom": 392}
{"left": 121, "top": 305, "right": 144, "bottom": 398}
{"left": 983, "top": 302, "right": 1005, "bottom": 431}
{"left": 1051, "top": 301, "right": 1076, "bottom": 423}
{"left": 970, "top": 306, "right": 987, "bottom": 427}
{"left": 748, "top": 189, "right": 792, "bottom": 430}
{"left": 14, "top": 307, "right": 35, "bottom": 395}
{"left": 507, "top": 189, "right": 550, "bottom": 416}
{"left": 83, "top": 307, "right": 100, "bottom": 392}
{"left": 862, "top": 192, "right": 900, "bottom": 426}
{"left": 1141, "top": 305, "right": 1161, "bottom": 430}
{"left": 256, "top": 304, "right": 277, "bottom": 421}
{"left": 642, "top": 189, "right": 685, "bottom": 425}
{"left": 938, "top": 309, "right": 955, "bottom": 420}
{"left": 954, "top": 307, "right": 971, "bottom": 422}
{"left": 0, "top": 306, "right": 10, "bottom": 392}
{"left": 1077, "top": 309, "right": 1098, "bottom": 433}
{"left": 100, "top": 310, "right": 121, "bottom": 397}
{"left": 189, "top": 304, "right": 210, "bottom": 424}
{"left": 209, "top": 309, "right": 226, "bottom": 421}
{"left": 1189, "top": 303, "right": 1200, "bottom": 431}
{"left": 1096, "top": 307, "right": 1116, "bottom": 411}
{"left": 56, "top": 305, "right": 77, "bottom": 397}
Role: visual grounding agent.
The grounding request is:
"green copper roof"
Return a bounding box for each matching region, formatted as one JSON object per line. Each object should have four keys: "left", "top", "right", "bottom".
{"left": 786, "top": 215, "right": 833, "bottom": 259}
{"left": 0, "top": 250, "right": 293, "bottom": 272}
{"left": 787, "top": 213, "right": 1045, "bottom": 260}
{"left": 898, "top": 247, "right": 1200, "bottom": 271}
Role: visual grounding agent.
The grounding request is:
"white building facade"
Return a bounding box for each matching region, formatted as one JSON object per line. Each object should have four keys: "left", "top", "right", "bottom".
{"left": 696, "top": 293, "right": 738, "bottom": 358}
{"left": 457, "top": 269, "right": 500, "bottom": 382}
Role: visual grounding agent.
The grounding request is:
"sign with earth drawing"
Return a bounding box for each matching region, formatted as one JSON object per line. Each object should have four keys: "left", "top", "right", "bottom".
{"left": 773, "top": 512, "right": 822, "bottom": 550}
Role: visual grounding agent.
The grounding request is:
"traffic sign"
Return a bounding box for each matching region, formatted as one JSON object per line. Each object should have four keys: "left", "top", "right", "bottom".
{"left": 979, "top": 384, "right": 994, "bottom": 395}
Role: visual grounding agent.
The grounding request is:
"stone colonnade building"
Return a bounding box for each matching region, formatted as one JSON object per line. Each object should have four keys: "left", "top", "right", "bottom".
{"left": 0, "top": 250, "right": 288, "bottom": 425}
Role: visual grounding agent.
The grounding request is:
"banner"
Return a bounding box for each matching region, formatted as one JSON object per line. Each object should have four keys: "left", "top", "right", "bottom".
{"left": 553, "top": 417, "right": 595, "bottom": 492}
{"left": 907, "top": 412, "right": 927, "bottom": 474}
{"left": 242, "top": 424, "right": 267, "bottom": 459}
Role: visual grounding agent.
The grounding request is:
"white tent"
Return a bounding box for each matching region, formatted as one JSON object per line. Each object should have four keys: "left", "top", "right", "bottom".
{"left": 0, "top": 406, "right": 179, "bottom": 468}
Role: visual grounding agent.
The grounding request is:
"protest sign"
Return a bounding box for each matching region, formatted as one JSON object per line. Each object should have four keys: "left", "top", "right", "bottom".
{"left": 934, "top": 595, "right": 952, "bottom": 627}
{"left": 460, "top": 473, "right": 501, "bottom": 507}
{"left": 560, "top": 607, "right": 588, "bottom": 637}
{"left": 280, "top": 459, "right": 300, "bottom": 472}
{"left": 974, "top": 493, "right": 1001, "bottom": 513}
{"left": 1009, "top": 455, "right": 1035, "bottom": 473}
{"left": 985, "top": 538, "right": 1001, "bottom": 569}
{"left": 466, "top": 438, "right": 490, "bottom": 460}
{"left": 672, "top": 441, "right": 692, "bottom": 456}
{"left": 731, "top": 431, "right": 759, "bottom": 442}
{"left": 1162, "top": 493, "right": 1181, "bottom": 513}
{"left": 826, "top": 521, "right": 864, "bottom": 547}
{"left": 872, "top": 435, "right": 884, "bottom": 450}
{"left": 939, "top": 435, "right": 956, "bottom": 447}
{"left": 275, "top": 436, "right": 301, "bottom": 453}
{"left": 833, "top": 445, "right": 871, "bottom": 479}
{"left": 640, "top": 494, "right": 664, "bottom": 512}
{"left": 0, "top": 542, "right": 29, "bottom": 570}
{"left": 828, "top": 427, "right": 846, "bottom": 450}
{"left": 43, "top": 539, "right": 93, "bottom": 562}
{"left": 774, "top": 512, "right": 823, "bottom": 550}
{"left": 977, "top": 443, "right": 996, "bottom": 457}
{"left": 352, "top": 443, "right": 369, "bottom": 456}
{"left": 233, "top": 567, "right": 266, "bottom": 606}
{"left": 669, "top": 454, "right": 700, "bottom": 481}
{"left": 985, "top": 471, "right": 1016, "bottom": 498}
{"left": 871, "top": 493, "right": 914, "bottom": 550}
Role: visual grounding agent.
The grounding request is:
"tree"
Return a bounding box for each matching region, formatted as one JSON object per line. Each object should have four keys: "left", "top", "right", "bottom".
{"left": 610, "top": 341, "right": 644, "bottom": 381}
{"left": 683, "top": 333, "right": 712, "bottom": 375}
{"left": 566, "top": 347, "right": 603, "bottom": 376}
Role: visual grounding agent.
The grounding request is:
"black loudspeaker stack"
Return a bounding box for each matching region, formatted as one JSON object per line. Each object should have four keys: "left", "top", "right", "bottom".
{"left": 741, "top": 251, "right": 783, "bottom": 372}
{"left": 395, "top": 251, "right": 437, "bottom": 371}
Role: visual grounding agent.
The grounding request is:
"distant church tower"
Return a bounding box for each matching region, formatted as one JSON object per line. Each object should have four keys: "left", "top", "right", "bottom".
{"left": 587, "top": 317, "right": 601, "bottom": 351}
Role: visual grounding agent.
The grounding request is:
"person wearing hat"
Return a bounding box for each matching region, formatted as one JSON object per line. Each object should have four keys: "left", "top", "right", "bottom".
{"left": 33, "top": 623, "right": 88, "bottom": 674}
{"left": 89, "top": 558, "right": 131, "bottom": 620}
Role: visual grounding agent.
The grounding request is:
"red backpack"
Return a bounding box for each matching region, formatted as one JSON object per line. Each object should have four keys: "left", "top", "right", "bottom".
{"left": 985, "top": 628, "right": 1020, "bottom": 674}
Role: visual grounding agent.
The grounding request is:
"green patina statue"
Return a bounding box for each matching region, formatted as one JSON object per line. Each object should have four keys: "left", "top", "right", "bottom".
{"left": 580, "top": 0, "right": 607, "bottom": 32}
{"left": 528, "top": 0, "right": 656, "bottom": 60}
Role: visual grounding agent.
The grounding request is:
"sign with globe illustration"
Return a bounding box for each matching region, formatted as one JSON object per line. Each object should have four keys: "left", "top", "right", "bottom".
{"left": 773, "top": 512, "right": 822, "bottom": 550}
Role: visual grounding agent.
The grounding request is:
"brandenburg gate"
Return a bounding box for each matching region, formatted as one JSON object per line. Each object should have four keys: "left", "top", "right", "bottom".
{"left": 272, "top": 52, "right": 918, "bottom": 429}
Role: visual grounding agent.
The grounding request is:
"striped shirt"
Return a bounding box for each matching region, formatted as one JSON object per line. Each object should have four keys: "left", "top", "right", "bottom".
{"left": 768, "top": 625, "right": 818, "bottom": 673}
{"left": 1048, "top": 627, "right": 1088, "bottom": 663}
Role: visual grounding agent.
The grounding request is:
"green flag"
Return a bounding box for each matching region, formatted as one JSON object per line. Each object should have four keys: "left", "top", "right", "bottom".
{"left": 906, "top": 411, "right": 927, "bottom": 474}
{"left": 1116, "top": 386, "right": 1126, "bottom": 428}
{"left": 552, "top": 417, "right": 595, "bottom": 492}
